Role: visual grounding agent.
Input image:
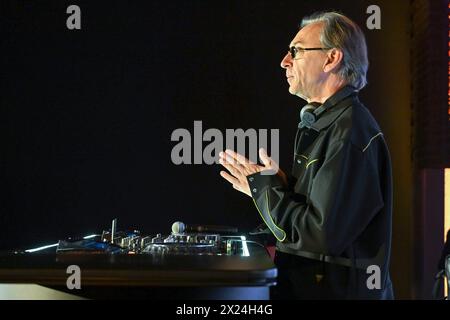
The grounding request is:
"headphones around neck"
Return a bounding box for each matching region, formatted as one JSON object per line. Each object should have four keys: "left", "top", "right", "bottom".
{"left": 299, "top": 102, "right": 323, "bottom": 129}
{"left": 298, "top": 86, "right": 357, "bottom": 129}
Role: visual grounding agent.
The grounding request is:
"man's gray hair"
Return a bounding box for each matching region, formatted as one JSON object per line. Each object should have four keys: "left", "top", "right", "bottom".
{"left": 301, "top": 12, "right": 369, "bottom": 90}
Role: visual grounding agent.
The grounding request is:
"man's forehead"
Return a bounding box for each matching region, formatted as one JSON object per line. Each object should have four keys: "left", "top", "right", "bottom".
{"left": 289, "top": 22, "right": 323, "bottom": 46}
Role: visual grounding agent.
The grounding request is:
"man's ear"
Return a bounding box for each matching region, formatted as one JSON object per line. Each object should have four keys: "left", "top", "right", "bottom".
{"left": 323, "top": 48, "right": 344, "bottom": 73}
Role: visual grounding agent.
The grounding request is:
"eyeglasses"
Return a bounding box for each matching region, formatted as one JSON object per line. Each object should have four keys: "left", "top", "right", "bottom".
{"left": 288, "top": 46, "right": 331, "bottom": 59}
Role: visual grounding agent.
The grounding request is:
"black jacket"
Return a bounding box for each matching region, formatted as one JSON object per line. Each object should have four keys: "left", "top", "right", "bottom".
{"left": 247, "top": 86, "right": 394, "bottom": 299}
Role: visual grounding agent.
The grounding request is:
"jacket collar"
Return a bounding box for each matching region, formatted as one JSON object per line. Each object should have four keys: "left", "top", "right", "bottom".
{"left": 309, "top": 85, "right": 358, "bottom": 132}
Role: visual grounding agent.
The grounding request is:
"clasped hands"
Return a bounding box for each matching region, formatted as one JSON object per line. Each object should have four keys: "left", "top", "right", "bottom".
{"left": 219, "top": 148, "right": 287, "bottom": 197}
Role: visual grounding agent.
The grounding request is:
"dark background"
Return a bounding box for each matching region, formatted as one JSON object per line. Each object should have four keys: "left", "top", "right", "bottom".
{"left": 1, "top": 0, "right": 448, "bottom": 298}
{"left": 0, "top": 0, "right": 377, "bottom": 246}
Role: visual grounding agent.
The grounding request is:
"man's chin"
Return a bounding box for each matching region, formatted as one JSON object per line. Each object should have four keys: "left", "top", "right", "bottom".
{"left": 288, "top": 87, "right": 307, "bottom": 100}
{"left": 288, "top": 86, "right": 298, "bottom": 95}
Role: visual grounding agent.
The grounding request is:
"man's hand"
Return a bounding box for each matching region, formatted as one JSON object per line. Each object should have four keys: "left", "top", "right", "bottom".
{"left": 219, "top": 148, "right": 286, "bottom": 197}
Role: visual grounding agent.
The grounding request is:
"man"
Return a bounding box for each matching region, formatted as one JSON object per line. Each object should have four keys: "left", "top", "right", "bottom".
{"left": 219, "top": 11, "right": 394, "bottom": 299}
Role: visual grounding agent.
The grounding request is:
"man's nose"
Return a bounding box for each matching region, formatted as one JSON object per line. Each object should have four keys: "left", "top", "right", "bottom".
{"left": 280, "top": 52, "right": 292, "bottom": 69}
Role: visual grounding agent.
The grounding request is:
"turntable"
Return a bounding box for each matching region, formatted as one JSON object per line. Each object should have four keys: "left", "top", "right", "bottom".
{"left": 27, "top": 219, "right": 252, "bottom": 257}
{"left": 0, "top": 219, "right": 277, "bottom": 299}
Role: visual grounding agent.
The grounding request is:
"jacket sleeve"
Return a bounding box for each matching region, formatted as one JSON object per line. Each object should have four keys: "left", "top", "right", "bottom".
{"left": 247, "top": 138, "right": 385, "bottom": 256}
